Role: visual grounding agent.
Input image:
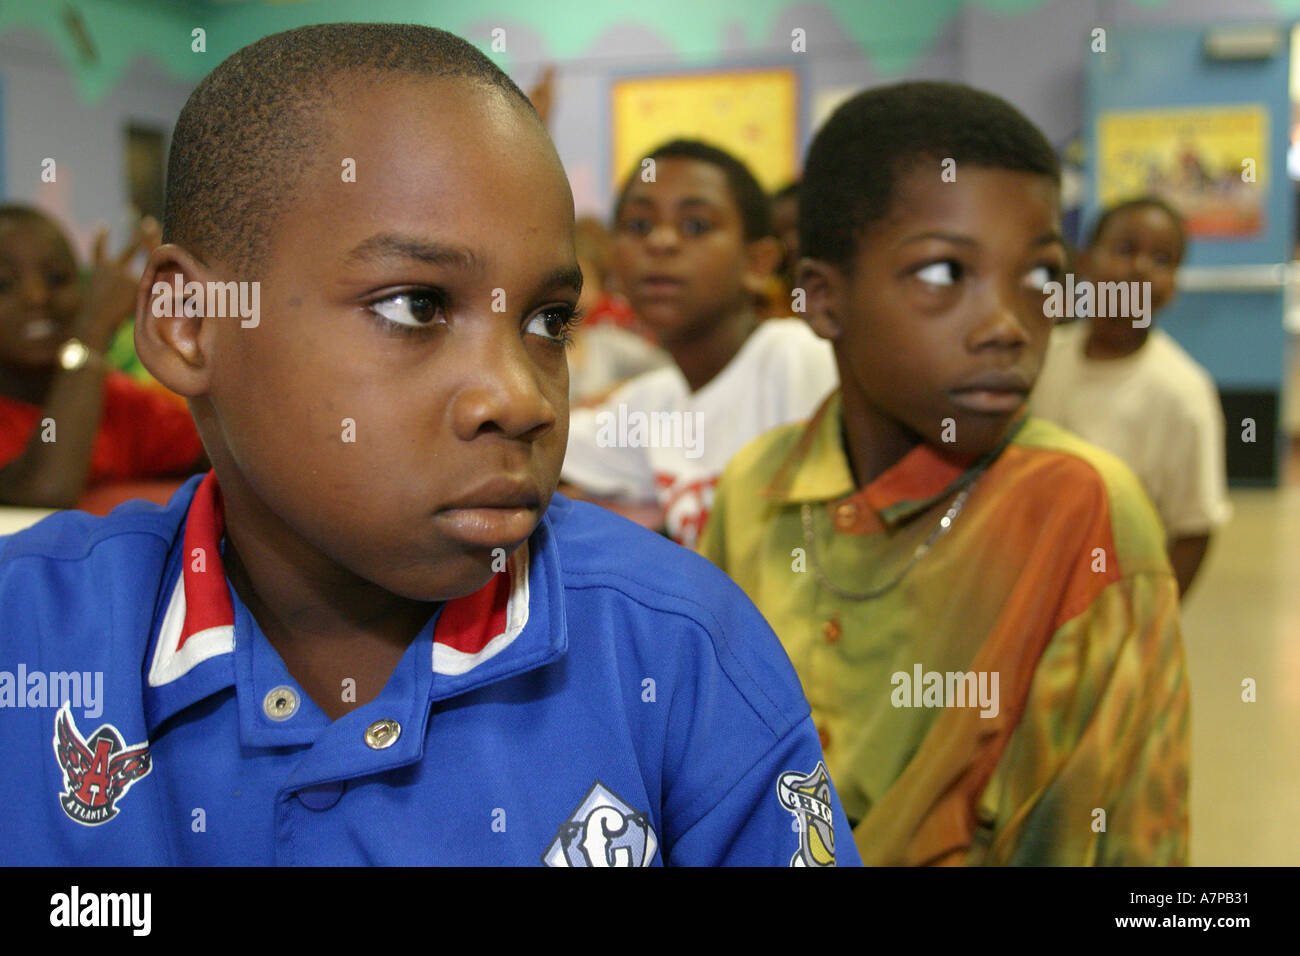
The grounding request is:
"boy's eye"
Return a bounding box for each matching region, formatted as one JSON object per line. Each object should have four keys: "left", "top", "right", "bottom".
{"left": 1023, "top": 264, "right": 1059, "bottom": 292}
{"left": 47, "top": 271, "right": 74, "bottom": 288}
{"left": 525, "top": 305, "right": 581, "bottom": 345}
{"left": 621, "top": 217, "right": 653, "bottom": 237}
{"left": 680, "top": 217, "right": 713, "bottom": 237}
{"left": 915, "top": 261, "right": 961, "bottom": 287}
{"left": 370, "top": 290, "right": 446, "bottom": 329}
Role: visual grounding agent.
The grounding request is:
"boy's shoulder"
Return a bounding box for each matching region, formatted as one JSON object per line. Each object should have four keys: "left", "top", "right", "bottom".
{"left": 542, "top": 494, "right": 812, "bottom": 731}
{"left": 0, "top": 482, "right": 188, "bottom": 568}
{"left": 719, "top": 408, "right": 811, "bottom": 490}
{"left": 741, "top": 318, "right": 836, "bottom": 373}
{"left": 1144, "top": 329, "right": 1221, "bottom": 408}
{"left": 1010, "top": 416, "right": 1169, "bottom": 570}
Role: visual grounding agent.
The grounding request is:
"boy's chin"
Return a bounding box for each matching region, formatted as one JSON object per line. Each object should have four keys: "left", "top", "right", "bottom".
{"left": 379, "top": 553, "right": 505, "bottom": 604}
{"left": 923, "top": 414, "right": 1017, "bottom": 461}
{"left": 628, "top": 302, "right": 719, "bottom": 343}
{"left": 0, "top": 343, "right": 60, "bottom": 369}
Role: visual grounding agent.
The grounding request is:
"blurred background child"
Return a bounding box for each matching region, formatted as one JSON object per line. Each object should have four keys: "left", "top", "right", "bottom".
{"left": 1031, "top": 197, "right": 1232, "bottom": 595}
{"left": 560, "top": 140, "right": 836, "bottom": 545}
{"left": 0, "top": 205, "right": 205, "bottom": 509}
{"left": 566, "top": 215, "right": 670, "bottom": 404}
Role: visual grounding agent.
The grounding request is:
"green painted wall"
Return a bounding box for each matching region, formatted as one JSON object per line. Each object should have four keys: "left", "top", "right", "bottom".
{"left": 0, "top": 0, "right": 1198, "bottom": 104}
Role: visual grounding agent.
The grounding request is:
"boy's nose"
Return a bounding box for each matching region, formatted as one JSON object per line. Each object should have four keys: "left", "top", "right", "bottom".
{"left": 18, "top": 274, "right": 52, "bottom": 308}
{"left": 1129, "top": 252, "right": 1155, "bottom": 282}
{"left": 449, "top": 336, "right": 560, "bottom": 444}
{"left": 969, "top": 295, "right": 1032, "bottom": 351}
{"left": 645, "top": 223, "right": 681, "bottom": 253}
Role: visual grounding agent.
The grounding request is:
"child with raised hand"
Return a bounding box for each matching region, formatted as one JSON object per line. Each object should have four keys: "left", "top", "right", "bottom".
{"left": 0, "top": 207, "right": 205, "bottom": 508}
{"left": 701, "top": 81, "right": 1189, "bottom": 866}
{"left": 0, "top": 23, "right": 855, "bottom": 867}
{"left": 1032, "top": 197, "right": 1231, "bottom": 595}
{"left": 561, "top": 141, "right": 836, "bottom": 547}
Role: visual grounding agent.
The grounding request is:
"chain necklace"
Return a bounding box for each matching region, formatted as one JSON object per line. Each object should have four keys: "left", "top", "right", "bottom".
{"left": 799, "top": 478, "right": 978, "bottom": 601}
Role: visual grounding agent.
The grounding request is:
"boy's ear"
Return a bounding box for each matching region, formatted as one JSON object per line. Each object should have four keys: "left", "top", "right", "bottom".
{"left": 134, "top": 243, "right": 216, "bottom": 397}
{"left": 740, "top": 236, "right": 784, "bottom": 296}
{"left": 797, "top": 258, "right": 844, "bottom": 341}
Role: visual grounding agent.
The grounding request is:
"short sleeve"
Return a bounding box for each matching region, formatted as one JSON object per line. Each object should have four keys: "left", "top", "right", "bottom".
{"left": 668, "top": 717, "right": 860, "bottom": 866}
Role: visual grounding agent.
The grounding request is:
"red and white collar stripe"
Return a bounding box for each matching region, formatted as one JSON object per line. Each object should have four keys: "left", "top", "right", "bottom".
{"left": 148, "top": 472, "right": 530, "bottom": 687}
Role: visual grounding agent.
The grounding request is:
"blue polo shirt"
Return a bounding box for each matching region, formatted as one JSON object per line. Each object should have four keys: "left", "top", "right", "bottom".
{"left": 0, "top": 473, "right": 857, "bottom": 866}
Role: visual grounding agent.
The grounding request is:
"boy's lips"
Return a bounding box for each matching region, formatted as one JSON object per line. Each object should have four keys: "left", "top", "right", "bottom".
{"left": 948, "top": 370, "right": 1031, "bottom": 414}
{"left": 435, "top": 477, "right": 542, "bottom": 548}
{"left": 638, "top": 275, "right": 686, "bottom": 296}
{"left": 20, "top": 318, "right": 59, "bottom": 341}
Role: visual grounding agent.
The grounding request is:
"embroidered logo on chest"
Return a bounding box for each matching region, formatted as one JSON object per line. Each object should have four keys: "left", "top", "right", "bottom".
{"left": 542, "top": 781, "right": 658, "bottom": 867}
{"left": 52, "top": 703, "right": 152, "bottom": 826}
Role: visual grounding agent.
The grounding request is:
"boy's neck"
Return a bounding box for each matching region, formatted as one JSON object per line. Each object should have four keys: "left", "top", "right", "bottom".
{"left": 219, "top": 482, "right": 438, "bottom": 720}
{"left": 839, "top": 385, "right": 924, "bottom": 488}
{"left": 0, "top": 364, "right": 54, "bottom": 405}
{"left": 661, "top": 306, "right": 758, "bottom": 393}
{"left": 1083, "top": 320, "right": 1151, "bottom": 360}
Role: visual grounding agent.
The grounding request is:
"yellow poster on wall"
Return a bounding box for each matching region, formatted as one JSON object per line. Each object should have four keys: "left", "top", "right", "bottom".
{"left": 610, "top": 68, "right": 798, "bottom": 193}
{"left": 1096, "top": 104, "right": 1267, "bottom": 238}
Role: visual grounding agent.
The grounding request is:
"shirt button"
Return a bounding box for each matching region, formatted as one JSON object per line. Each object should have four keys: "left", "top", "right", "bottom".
{"left": 823, "top": 617, "right": 841, "bottom": 643}
{"left": 834, "top": 502, "right": 858, "bottom": 529}
{"left": 364, "top": 719, "right": 401, "bottom": 750}
{"left": 297, "top": 780, "right": 347, "bottom": 811}
{"left": 263, "top": 686, "right": 299, "bottom": 721}
{"left": 817, "top": 725, "right": 831, "bottom": 750}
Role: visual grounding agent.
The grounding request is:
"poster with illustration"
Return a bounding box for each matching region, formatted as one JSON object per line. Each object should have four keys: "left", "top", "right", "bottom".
{"left": 610, "top": 68, "right": 798, "bottom": 192}
{"left": 1096, "top": 104, "right": 1268, "bottom": 238}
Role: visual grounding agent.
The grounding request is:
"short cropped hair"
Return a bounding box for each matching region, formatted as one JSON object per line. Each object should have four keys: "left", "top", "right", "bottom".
{"left": 1085, "top": 196, "right": 1187, "bottom": 260}
{"left": 613, "top": 139, "right": 772, "bottom": 242}
{"left": 800, "top": 81, "right": 1060, "bottom": 270}
{"left": 164, "top": 22, "right": 536, "bottom": 277}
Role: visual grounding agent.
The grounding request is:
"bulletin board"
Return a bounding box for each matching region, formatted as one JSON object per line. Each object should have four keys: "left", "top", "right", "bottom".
{"left": 1096, "top": 104, "right": 1268, "bottom": 238}
{"left": 610, "top": 68, "right": 798, "bottom": 192}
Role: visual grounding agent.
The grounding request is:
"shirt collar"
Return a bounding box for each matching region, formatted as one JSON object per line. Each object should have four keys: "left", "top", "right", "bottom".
{"left": 143, "top": 471, "right": 566, "bottom": 735}
{"left": 763, "top": 390, "right": 1026, "bottom": 528}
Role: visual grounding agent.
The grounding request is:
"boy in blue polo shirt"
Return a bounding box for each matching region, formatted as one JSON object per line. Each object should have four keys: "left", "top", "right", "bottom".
{"left": 0, "top": 23, "right": 854, "bottom": 867}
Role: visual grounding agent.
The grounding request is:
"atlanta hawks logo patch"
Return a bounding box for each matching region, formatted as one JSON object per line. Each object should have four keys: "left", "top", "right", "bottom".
{"left": 52, "top": 703, "right": 152, "bottom": 826}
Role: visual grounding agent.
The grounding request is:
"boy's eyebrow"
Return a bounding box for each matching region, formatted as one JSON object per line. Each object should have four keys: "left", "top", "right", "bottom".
{"left": 536, "top": 264, "right": 584, "bottom": 295}
{"left": 895, "top": 231, "right": 978, "bottom": 249}
{"left": 344, "top": 233, "right": 484, "bottom": 272}
{"left": 622, "top": 195, "right": 721, "bottom": 212}
{"left": 895, "top": 230, "right": 1068, "bottom": 250}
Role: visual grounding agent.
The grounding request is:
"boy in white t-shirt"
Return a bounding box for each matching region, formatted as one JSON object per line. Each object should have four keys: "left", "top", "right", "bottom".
{"left": 561, "top": 141, "right": 836, "bottom": 547}
{"left": 1032, "top": 197, "right": 1231, "bottom": 594}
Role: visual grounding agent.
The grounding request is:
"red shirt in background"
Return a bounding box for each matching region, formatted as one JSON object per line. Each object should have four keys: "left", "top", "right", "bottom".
{"left": 583, "top": 292, "right": 639, "bottom": 332}
{"left": 0, "top": 372, "right": 204, "bottom": 486}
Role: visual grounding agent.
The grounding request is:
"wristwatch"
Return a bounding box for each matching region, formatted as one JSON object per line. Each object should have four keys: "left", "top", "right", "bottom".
{"left": 56, "top": 338, "right": 104, "bottom": 372}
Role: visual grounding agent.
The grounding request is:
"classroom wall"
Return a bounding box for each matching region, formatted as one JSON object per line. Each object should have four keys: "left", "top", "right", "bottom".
{"left": 0, "top": 0, "right": 1291, "bottom": 230}
{"left": 0, "top": 27, "right": 194, "bottom": 259}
